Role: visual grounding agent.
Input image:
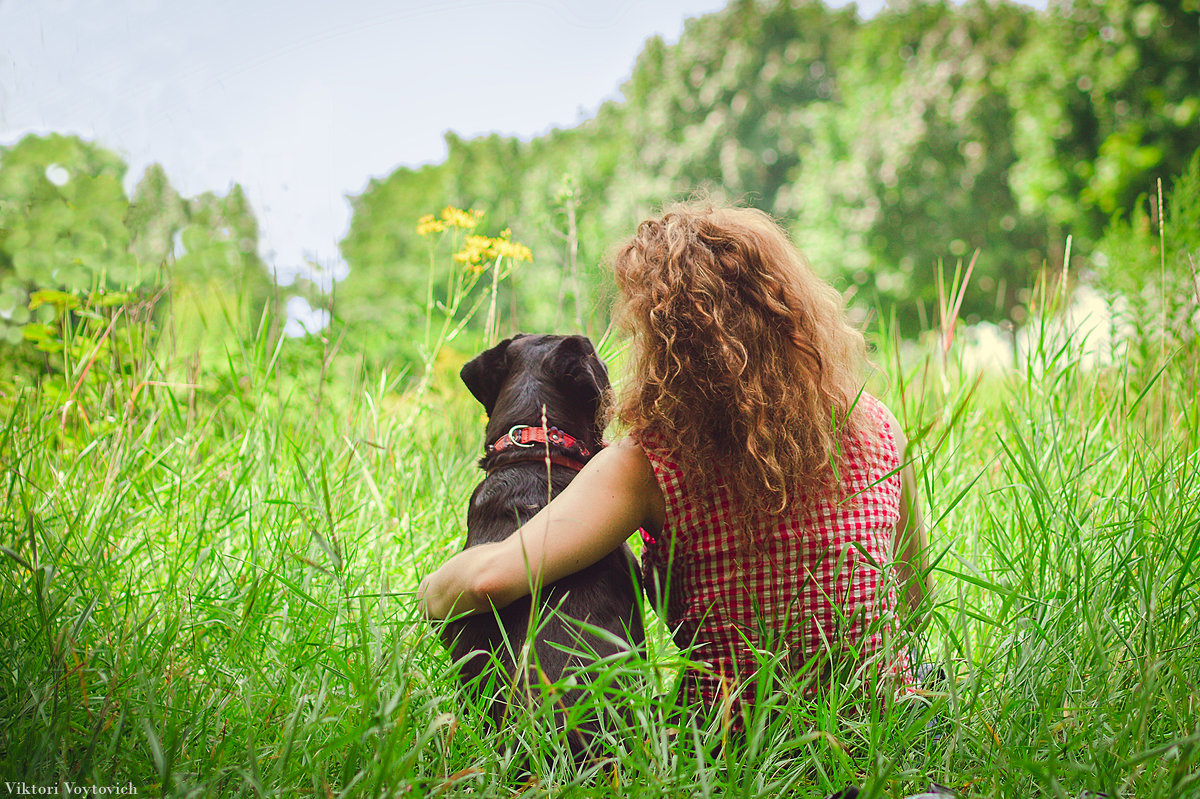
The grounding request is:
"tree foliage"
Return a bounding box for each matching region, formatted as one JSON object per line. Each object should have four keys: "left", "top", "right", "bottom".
{"left": 4, "top": 0, "right": 1197, "bottom": 370}
{"left": 0, "top": 134, "right": 136, "bottom": 336}
{"left": 0, "top": 133, "right": 272, "bottom": 362}
{"left": 789, "top": 0, "right": 1042, "bottom": 325}
{"left": 1006, "top": 0, "right": 1200, "bottom": 239}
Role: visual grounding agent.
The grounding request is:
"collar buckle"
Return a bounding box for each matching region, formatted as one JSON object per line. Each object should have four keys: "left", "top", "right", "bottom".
{"left": 506, "top": 424, "right": 536, "bottom": 448}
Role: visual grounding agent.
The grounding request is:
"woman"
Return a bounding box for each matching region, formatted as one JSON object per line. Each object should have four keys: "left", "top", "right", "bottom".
{"left": 419, "top": 202, "right": 930, "bottom": 712}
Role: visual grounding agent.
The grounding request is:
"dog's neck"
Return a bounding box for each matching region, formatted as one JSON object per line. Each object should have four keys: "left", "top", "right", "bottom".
{"left": 484, "top": 451, "right": 589, "bottom": 474}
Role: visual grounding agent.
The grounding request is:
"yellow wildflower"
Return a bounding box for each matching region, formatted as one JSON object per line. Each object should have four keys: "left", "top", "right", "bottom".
{"left": 440, "top": 206, "right": 484, "bottom": 229}
{"left": 494, "top": 238, "right": 533, "bottom": 263}
{"left": 416, "top": 206, "right": 484, "bottom": 236}
{"left": 493, "top": 229, "right": 533, "bottom": 263}
{"left": 416, "top": 214, "right": 446, "bottom": 236}
{"left": 449, "top": 225, "right": 533, "bottom": 272}
{"left": 452, "top": 234, "right": 496, "bottom": 272}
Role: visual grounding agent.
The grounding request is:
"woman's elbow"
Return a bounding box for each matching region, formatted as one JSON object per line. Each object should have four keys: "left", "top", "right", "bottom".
{"left": 468, "top": 552, "right": 523, "bottom": 612}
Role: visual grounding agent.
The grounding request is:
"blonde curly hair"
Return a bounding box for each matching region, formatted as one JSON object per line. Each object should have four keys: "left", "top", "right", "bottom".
{"left": 611, "top": 202, "right": 869, "bottom": 520}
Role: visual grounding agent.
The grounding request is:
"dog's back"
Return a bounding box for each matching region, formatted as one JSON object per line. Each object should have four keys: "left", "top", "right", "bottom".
{"left": 440, "top": 334, "right": 644, "bottom": 757}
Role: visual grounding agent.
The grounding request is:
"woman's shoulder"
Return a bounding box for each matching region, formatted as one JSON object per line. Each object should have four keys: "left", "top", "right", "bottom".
{"left": 602, "top": 437, "right": 668, "bottom": 535}
{"left": 607, "top": 435, "right": 678, "bottom": 487}
{"left": 855, "top": 392, "right": 907, "bottom": 464}
{"left": 621, "top": 431, "right": 689, "bottom": 505}
{"left": 627, "top": 428, "right": 676, "bottom": 466}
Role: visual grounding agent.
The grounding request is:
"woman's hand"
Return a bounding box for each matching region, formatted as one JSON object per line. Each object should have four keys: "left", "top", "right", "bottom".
{"left": 417, "top": 438, "right": 665, "bottom": 621}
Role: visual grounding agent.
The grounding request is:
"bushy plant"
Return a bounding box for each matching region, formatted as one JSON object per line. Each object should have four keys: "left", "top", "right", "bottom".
{"left": 1092, "top": 147, "right": 1200, "bottom": 365}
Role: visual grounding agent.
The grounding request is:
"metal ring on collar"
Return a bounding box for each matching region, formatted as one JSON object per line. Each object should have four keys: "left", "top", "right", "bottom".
{"left": 507, "top": 424, "right": 536, "bottom": 447}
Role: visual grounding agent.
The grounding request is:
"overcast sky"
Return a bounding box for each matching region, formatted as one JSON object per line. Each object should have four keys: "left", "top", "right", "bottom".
{"left": 3, "top": 0, "right": 1019, "bottom": 289}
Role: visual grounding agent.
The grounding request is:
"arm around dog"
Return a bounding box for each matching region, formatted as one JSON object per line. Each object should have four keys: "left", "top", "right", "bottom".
{"left": 418, "top": 438, "right": 665, "bottom": 620}
{"left": 879, "top": 403, "right": 933, "bottom": 626}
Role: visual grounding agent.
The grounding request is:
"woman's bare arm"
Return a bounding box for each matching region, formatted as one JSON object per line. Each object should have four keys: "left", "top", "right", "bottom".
{"left": 417, "top": 438, "right": 665, "bottom": 620}
{"left": 881, "top": 404, "right": 933, "bottom": 623}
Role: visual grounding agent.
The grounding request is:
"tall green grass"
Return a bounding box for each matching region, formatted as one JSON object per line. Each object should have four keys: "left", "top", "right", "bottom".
{"left": 1, "top": 241, "right": 1197, "bottom": 797}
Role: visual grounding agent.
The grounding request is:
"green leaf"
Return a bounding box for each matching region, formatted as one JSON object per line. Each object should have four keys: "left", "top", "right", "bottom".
{"left": 28, "top": 288, "right": 80, "bottom": 312}
{"left": 21, "top": 322, "right": 55, "bottom": 341}
{"left": 94, "top": 290, "right": 136, "bottom": 307}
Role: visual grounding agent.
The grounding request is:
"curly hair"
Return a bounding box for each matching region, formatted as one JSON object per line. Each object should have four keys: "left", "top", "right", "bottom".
{"left": 611, "top": 202, "right": 869, "bottom": 526}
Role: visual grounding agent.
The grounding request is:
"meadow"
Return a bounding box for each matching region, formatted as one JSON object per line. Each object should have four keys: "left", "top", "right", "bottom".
{"left": 1, "top": 219, "right": 1198, "bottom": 799}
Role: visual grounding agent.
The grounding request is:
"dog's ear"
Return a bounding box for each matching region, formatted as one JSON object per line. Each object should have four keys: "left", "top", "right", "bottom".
{"left": 461, "top": 337, "right": 514, "bottom": 416}
{"left": 551, "top": 335, "right": 610, "bottom": 407}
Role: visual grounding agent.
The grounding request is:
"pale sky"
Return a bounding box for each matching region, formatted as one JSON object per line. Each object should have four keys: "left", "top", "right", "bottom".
{"left": 3, "top": 0, "right": 1032, "bottom": 293}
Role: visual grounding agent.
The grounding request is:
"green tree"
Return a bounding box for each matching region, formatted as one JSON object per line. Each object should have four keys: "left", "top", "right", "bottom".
{"left": 338, "top": 0, "right": 1200, "bottom": 347}
{"left": 1007, "top": 0, "right": 1200, "bottom": 241}
{"left": 788, "top": 0, "right": 1042, "bottom": 329}
{"left": 0, "top": 134, "right": 140, "bottom": 342}
{"left": 616, "top": 0, "right": 858, "bottom": 213}
{"left": 0, "top": 133, "right": 271, "bottom": 361}
{"left": 127, "top": 162, "right": 187, "bottom": 268}
{"left": 173, "top": 185, "right": 269, "bottom": 297}
{"left": 338, "top": 159, "right": 453, "bottom": 364}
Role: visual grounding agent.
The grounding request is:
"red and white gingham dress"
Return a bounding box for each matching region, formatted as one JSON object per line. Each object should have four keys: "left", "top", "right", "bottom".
{"left": 637, "top": 393, "right": 912, "bottom": 711}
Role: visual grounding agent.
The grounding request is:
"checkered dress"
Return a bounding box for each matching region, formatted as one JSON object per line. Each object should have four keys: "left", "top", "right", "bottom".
{"left": 638, "top": 393, "right": 912, "bottom": 712}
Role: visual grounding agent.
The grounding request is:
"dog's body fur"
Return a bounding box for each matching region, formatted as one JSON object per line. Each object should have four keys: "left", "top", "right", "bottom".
{"left": 442, "top": 334, "right": 644, "bottom": 754}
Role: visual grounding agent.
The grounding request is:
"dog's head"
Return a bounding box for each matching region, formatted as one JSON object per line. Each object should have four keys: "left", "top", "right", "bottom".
{"left": 460, "top": 334, "right": 611, "bottom": 446}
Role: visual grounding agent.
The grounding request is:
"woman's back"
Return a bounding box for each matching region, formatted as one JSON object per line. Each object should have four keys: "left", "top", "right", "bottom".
{"left": 638, "top": 392, "right": 912, "bottom": 709}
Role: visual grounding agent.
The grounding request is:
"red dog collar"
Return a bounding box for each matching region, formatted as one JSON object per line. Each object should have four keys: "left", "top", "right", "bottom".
{"left": 485, "top": 424, "right": 596, "bottom": 474}
{"left": 488, "top": 424, "right": 594, "bottom": 458}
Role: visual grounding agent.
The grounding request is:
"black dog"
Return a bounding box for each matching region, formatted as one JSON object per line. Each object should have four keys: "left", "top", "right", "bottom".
{"left": 442, "top": 333, "right": 644, "bottom": 758}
